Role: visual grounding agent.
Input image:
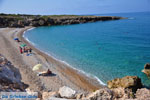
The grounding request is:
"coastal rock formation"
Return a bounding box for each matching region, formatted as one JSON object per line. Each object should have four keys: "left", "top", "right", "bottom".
{"left": 86, "top": 88, "right": 113, "bottom": 100}
{"left": 136, "top": 88, "right": 150, "bottom": 100}
{"left": 112, "top": 87, "right": 135, "bottom": 99}
{"left": 58, "top": 86, "right": 77, "bottom": 99}
{"left": 76, "top": 93, "right": 87, "bottom": 99}
{"left": 0, "top": 14, "right": 125, "bottom": 28}
{"left": 43, "top": 86, "right": 150, "bottom": 100}
{"left": 0, "top": 54, "right": 28, "bottom": 92}
{"left": 0, "top": 17, "right": 28, "bottom": 27}
{"left": 107, "top": 76, "right": 142, "bottom": 92}
{"left": 142, "top": 63, "right": 150, "bottom": 77}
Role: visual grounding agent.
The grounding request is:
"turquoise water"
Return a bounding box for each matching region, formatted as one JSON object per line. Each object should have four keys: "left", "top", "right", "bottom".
{"left": 24, "top": 12, "right": 150, "bottom": 86}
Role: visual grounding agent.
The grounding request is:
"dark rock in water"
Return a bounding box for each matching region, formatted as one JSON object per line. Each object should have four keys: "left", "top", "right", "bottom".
{"left": 107, "top": 76, "right": 143, "bottom": 93}
{"left": 144, "top": 63, "right": 150, "bottom": 69}
{"left": 142, "top": 63, "right": 150, "bottom": 77}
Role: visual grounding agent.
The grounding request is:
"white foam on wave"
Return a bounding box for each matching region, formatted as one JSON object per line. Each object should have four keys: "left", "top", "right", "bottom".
{"left": 41, "top": 49, "right": 106, "bottom": 86}
{"left": 24, "top": 37, "right": 37, "bottom": 46}
{"left": 23, "top": 27, "right": 106, "bottom": 86}
{"left": 23, "top": 27, "right": 36, "bottom": 35}
{"left": 44, "top": 51, "right": 106, "bottom": 86}
{"left": 23, "top": 27, "right": 37, "bottom": 46}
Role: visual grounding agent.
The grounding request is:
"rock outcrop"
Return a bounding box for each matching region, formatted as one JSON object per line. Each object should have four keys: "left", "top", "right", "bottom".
{"left": 107, "top": 76, "right": 143, "bottom": 93}
{"left": 112, "top": 87, "right": 135, "bottom": 99}
{"left": 58, "top": 86, "right": 76, "bottom": 99}
{"left": 136, "top": 88, "right": 150, "bottom": 100}
{"left": 142, "top": 63, "right": 150, "bottom": 77}
{"left": 41, "top": 86, "right": 150, "bottom": 100}
{"left": 0, "top": 54, "right": 28, "bottom": 92}
{"left": 86, "top": 88, "right": 113, "bottom": 100}
{"left": 76, "top": 93, "right": 87, "bottom": 99}
{"left": 0, "top": 14, "right": 125, "bottom": 28}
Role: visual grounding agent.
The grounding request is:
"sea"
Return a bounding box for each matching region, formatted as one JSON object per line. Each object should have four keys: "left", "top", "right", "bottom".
{"left": 24, "top": 12, "right": 150, "bottom": 86}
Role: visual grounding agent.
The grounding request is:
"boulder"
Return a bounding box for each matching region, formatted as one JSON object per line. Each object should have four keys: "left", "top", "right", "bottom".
{"left": 144, "top": 63, "right": 150, "bottom": 69}
{"left": 25, "top": 88, "right": 33, "bottom": 93}
{"left": 142, "top": 63, "right": 150, "bottom": 77}
{"left": 86, "top": 88, "right": 113, "bottom": 100}
{"left": 112, "top": 87, "right": 134, "bottom": 99}
{"left": 136, "top": 88, "right": 150, "bottom": 100}
{"left": 107, "top": 76, "right": 142, "bottom": 92}
{"left": 58, "top": 86, "right": 76, "bottom": 99}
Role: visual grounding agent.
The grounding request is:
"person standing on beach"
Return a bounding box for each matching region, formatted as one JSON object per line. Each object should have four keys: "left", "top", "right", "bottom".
{"left": 23, "top": 47, "right": 26, "bottom": 53}
{"left": 29, "top": 48, "right": 32, "bottom": 54}
{"left": 19, "top": 46, "right": 23, "bottom": 54}
{"left": 26, "top": 47, "right": 29, "bottom": 55}
{"left": 23, "top": 47, "right": 28, "bottom": 55}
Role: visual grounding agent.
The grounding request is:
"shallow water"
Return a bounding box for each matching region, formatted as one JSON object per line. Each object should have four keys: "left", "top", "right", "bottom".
{"left": 24, "top": 12, "right": 150, "bottom": 86}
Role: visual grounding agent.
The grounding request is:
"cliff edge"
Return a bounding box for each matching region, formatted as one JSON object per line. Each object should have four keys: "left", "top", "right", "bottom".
{"left": 0, "top": 14, "right": 125, "bottom": 28}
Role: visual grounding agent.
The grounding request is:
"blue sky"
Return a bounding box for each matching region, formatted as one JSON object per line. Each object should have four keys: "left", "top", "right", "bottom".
{"left": 0, "top": 0, "right": 150, "bottom": 15}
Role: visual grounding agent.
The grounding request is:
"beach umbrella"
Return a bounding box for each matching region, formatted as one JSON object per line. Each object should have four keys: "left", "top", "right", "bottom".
{"left": 32, "top": 64, "right": 42, "bottom": 71}
{"left": 20, "top": 44, "right": 26, "bottom": 48}
{"left": 14, "top": 38, "right": 19, "bottom": 40}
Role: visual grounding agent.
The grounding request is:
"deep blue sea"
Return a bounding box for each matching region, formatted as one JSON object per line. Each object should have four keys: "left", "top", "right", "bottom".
{"left": 24, "top": 12, "right": 150, "bottom": 86}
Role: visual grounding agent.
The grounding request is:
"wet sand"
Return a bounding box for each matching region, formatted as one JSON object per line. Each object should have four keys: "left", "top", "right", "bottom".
{"left": 0, "top": 27, "right": 103, "bottom": 93}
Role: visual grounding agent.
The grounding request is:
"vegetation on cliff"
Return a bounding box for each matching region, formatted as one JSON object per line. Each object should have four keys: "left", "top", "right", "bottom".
{"left": 0, "top": 13, "right": 125, "bottom": 28}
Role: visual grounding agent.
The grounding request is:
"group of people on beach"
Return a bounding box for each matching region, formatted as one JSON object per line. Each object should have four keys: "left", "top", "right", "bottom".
{"left": 19, "top": 46, "right": 32, "bottom": 55}
{"left": 15, "top": 37, "right": 53, "bottom": 76}
{"left": 14, "top": 37, "right": 33, "bottom": 56}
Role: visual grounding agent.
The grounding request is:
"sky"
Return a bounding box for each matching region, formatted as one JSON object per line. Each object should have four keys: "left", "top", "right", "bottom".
{"left": 0, "top": 0, "right": 150, "bottom": 15}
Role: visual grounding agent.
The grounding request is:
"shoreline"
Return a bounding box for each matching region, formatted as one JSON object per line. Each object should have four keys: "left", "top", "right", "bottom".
{"left": 23, "top": 27, "right": 106, "bottom": 86}
{"left": 18, "top": 26, "right": 104, "bottom": 92}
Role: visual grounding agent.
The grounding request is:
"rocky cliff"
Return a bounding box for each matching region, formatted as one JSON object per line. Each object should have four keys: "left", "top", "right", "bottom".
{"left": 0, "top": 54, "right": 28, "bottom": 92}
{"left": 0, "top": 14, "right": 125, "bottom": 28}
{"left": 40, "top": 80, "right": 150, "bottom": 100}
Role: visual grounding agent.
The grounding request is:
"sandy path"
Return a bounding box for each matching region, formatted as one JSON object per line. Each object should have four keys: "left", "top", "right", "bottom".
{"left": 0, "top": 27, "right": 102, "bottom": 93}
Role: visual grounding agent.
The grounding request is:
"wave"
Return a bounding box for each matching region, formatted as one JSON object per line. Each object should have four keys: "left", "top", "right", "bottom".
{"left": 24, "top": 36, "right": 37, "bottom": 47}
{"left": 44, "top": 49, "right": 106, "bottom": 86}
{"left": 23, "top": 27, "right": 36, "bottom": 35}
{"left": 23, "top": 28, "right": 106, "bottom": 86}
